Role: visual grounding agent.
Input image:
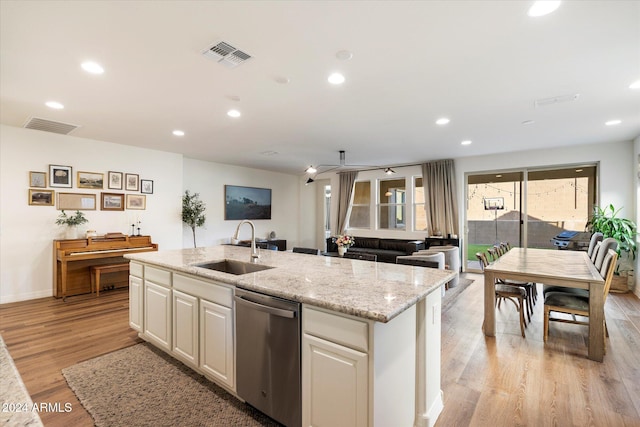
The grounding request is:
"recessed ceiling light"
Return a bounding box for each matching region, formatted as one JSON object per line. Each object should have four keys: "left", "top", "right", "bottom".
{"left": 629, "top": 80, "right": 640, "bottom": 89}
{"left": 172, "top": 130, "right": 185, "bottom": 136}
{"left": 435, "top": 117, "right": 450, "bottom": 125}
{"left": 461, "top": 140, "right": 472, "bottom": 146}
{"left": 336, "top": 50, "right": 353, "bottom": 61}
{"left": 227, "top": 109, "right": 241, "bottom": 118}
{"left": 605, "top": 119, "right": 621, "bottom": 126}
{"left": 521, "top": 120, "right": 535, "bottom": 125}
{"left": 496, "top": 174, "right": 503, "bottom": 178}
{"left": 81, "top": 61, "right": 104, "bottom": 74}
{"left": 527, "top": 1, "right": 561, "bottom": 17}
{"left": 45, "top": 101, "right": 64, "bottom": 109}
{"left": 328, "top": 73, "right": 345, "bottom": 85}
{"left": 575, "top": 169, "right": 583, "bottom": 172}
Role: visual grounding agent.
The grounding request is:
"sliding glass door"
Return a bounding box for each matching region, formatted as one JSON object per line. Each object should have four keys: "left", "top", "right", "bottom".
{"left": 466, "top": 165, "right": 597, "bottom": 271}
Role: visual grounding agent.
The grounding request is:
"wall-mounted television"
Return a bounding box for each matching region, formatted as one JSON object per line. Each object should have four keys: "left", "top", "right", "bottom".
{"left": 224, "top": 185, "right": 272, "bottom": 220}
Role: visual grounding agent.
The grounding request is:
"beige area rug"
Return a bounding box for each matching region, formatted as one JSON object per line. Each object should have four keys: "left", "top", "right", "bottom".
{"left": 0, "top": 335, "right": 44, "bottom": 427}
{"left": 442, "top": 277, "right": 474, "bottom": 311}
{"left": 62, "top": 343, "right": 281, "bottom": 427}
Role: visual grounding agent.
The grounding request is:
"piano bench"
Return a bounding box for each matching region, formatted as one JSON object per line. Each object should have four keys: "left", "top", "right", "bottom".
{"left": 90, "top": 263, "right": 129, "bottom": 296}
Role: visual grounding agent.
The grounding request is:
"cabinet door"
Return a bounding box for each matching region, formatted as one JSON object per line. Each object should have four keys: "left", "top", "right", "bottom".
{"left": 172, "top": 290, "right": 198, "bottom": 367}
{"left": 200, "top": 299, "right": 234, "bottom": 389}
{"left": 144, "top": 281, "right": 171, "bottom": 351}
{"left": 302, "top": 333, "right": 368, "bottom": 427}
{"left": 129, "top": 275, "right": 143, "bottom": 332}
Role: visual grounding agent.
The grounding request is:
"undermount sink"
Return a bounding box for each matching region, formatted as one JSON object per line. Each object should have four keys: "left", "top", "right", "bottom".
{"left": 193, "top": 259, "right": 274, "bottom": 275}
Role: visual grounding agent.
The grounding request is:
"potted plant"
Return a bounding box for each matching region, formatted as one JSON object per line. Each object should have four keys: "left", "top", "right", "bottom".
{"left": 586, "top": 204, "right": 637, "bottom": 291}
{"left": 182, "top": 190, "right": 206, "bottom": 248}
{"left": 55, "top": 210, "right": 88, "bottom": 239}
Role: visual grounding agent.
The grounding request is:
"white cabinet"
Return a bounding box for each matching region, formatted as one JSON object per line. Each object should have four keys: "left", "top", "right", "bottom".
{"left": 144, "top": 266, "right": 172, "bottom": 351}
{"left": 129, "top": 275, "right": 143, "bottom": 332}
{"left": 303, "top": 333, "right": 368, "bottom": 427}
{"left": 172, "top": 289, "right": 198, "bottom": 367}
{"left": 302, "top": 306, "right": 370, "bottom": 427}
{"left": 173, "top": 272, "right": 235, "bottom": 391}
{"left": 129, "top": 262, "right": 144, "bottom": 332}
{"left": 302, "top": 304, "right": 419, "bottom": 427}
{"left": 200, "top": 299, "right": 234, "bottom": 389}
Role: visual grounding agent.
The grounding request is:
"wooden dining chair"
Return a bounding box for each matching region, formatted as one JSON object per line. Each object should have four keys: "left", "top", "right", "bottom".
{"left": 543, "top": 249, "right": 618, "bottom": 352}
{"left": 481, "top": 247, "right": 535, "bottom": 319}
{"left": 586, "top": 232, "right": 604, "bottom": 258}
{"left": 544, "top": 238, "right": 617, "bottom": 298}
{"left": 487, "top": 246, "right": 499, "bottom": 262}
{"left": 476, "top": 252, "right": 527, "bottom": 337}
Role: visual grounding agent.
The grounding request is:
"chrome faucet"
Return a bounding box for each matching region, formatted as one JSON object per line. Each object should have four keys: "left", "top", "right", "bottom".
{"left": 232, "top": 220, "right": 260, "bottom": 263}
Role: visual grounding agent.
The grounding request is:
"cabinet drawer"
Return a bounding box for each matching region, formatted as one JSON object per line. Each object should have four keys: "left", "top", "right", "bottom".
{"left": 303, "top": 306, "right": 369, "bottom": 353}
{"left": 173, "top": 273, "right": 233, "bottom": 308}
{"left": 129, "top": 262, "right": 143, "bottom": 278}
{"left": 144, "top": 265, "right": 171, "bottom": 287}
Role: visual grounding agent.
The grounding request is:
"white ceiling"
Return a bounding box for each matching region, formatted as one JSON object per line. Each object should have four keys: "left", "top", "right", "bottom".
{"left": 1, "top": 1, "right": 639, "bottom": 175}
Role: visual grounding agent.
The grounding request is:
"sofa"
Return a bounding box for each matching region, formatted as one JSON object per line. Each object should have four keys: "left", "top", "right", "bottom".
{"left": 326, "top": 237, "right": 425, "bottom": 264}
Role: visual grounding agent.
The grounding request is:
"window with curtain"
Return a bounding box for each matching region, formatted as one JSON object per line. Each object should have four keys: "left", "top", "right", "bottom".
{"left": 348, "top": 181, "right": 371, "bottom": 229}
{"left": 414, "top": 176, "right": 427, "bottom": 231}
{"left": 378, "top": 178, "right": 406, "bottom": 230}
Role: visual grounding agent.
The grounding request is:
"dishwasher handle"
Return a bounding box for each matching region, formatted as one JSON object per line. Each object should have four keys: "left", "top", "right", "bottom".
{"left": 234, "top": 295, "right": 297, "bottom": 318}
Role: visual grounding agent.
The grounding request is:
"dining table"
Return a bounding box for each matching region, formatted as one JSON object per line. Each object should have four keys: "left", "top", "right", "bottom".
{"left": 483, "top": 247, "right": 605, "bottom": 362}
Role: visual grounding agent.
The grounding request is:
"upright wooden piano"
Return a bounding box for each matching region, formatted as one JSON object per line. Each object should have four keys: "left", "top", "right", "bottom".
{"left": 53, "top": 234, "right": 158, "bottom": 299}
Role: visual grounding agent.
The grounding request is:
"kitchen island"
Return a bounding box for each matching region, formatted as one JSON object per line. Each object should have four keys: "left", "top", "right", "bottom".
{"left": 125, "top": 245, "right": 454, "bottom": 427}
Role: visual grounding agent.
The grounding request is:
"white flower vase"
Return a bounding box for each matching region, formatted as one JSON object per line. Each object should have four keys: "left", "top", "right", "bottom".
{"left": 338, "top": 246, "right": 347, "bottom": 257}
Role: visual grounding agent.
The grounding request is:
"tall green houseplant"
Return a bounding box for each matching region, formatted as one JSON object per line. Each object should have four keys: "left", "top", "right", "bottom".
{"left": 587, "top": 204, "right": 637, "bottom": 266}
{"left": 182, "top": 190, "right": 206, "bottom": 248}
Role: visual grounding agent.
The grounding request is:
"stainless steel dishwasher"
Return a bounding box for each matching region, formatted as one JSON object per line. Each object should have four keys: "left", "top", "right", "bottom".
{"left": 234, "top": 288, "right": 301, "bottom": 427}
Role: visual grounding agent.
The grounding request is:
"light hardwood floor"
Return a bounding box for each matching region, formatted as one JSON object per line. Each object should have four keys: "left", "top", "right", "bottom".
{"left": 1, "top": 275, "right": 639, "bottom": 427}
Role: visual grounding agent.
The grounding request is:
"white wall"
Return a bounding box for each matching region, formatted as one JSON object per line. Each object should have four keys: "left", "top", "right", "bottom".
{"left": 456, "top": 139, "right": 635, "bottom": 269}
{"left": 0, "top": 125, "right": 183, "bottom": 303}
{"left": 303, "top": 140, "right": 636, "bottom": 272}
{"left": 634, "top": 136, "right": 640, "bottom": 298}
{"left": 182, "top": 158, "right": 300, "bottom": 248}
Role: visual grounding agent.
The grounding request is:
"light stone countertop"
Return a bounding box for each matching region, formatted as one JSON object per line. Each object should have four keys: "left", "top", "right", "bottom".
{"left": 125, "top": 245, "right": 455, "bottom": 323}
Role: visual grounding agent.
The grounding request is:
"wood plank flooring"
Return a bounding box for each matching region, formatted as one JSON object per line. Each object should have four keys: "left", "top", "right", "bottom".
{"left": 1, "top": 276, "right": 639, "bottom": 426}
{"left": 0, "top": 289, "right": 141, "bottom": 427}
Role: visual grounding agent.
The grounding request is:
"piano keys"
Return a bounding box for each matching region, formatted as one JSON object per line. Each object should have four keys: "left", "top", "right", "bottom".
{"left": 53, "top": 235, "right": 158, "bottom": 299}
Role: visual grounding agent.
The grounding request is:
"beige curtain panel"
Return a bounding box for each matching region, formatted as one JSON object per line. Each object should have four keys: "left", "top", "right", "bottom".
{"left": 421, "top": 159, "right": 459, "bottom": 236}
{"left": 336, "top": 171, "right": 357, "bottom": 235}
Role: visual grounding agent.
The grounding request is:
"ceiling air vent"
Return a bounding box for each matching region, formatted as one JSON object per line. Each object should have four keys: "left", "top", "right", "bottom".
{"left": 202, "top": 41, "right": 252, "bottom": 68}
{"left": 23, "top": 117, "right": 80, "bottom": 135}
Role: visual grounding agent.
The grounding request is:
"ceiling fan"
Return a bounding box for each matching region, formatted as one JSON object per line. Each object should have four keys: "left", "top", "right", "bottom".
{"left": 305, "top": 150, "right": 395, "bottom": 183}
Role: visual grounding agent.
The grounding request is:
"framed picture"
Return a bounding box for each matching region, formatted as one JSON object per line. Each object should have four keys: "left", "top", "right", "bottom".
{"left": 77, "top": 171, "right": 104, "bottom": 189}
{"left": 29, "top": 189, "right": 54, "bottom": 206}
{"left": 140, "top": 179, "right": 154, "bottom": 194}
{"left": 108, "top": 171, "right": 123, "bottom": 190}
{"left": 49, "top": 165, "right": 72, "bottom": 188}
{"left": 224, "top": 185, "right": 272, "bottom": 220}
{"left": 125, "top": 173, "right": 139, "bottom": 191}
{"left": 101, "top": 192, "right": 125, "bottom": 211}
{"left": 126, "top": 194, "right": 146, "bottom": 210}
{"left": 29, "top": 171, "right": 47, "bottom": 188}
{"left": 57, "top": 192, "right": 96, "bottom": 210}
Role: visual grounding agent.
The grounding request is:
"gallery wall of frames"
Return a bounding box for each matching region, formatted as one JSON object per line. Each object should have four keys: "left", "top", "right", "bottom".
{"left": 27, "top": 164, "right": 154, "bottom": 211}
